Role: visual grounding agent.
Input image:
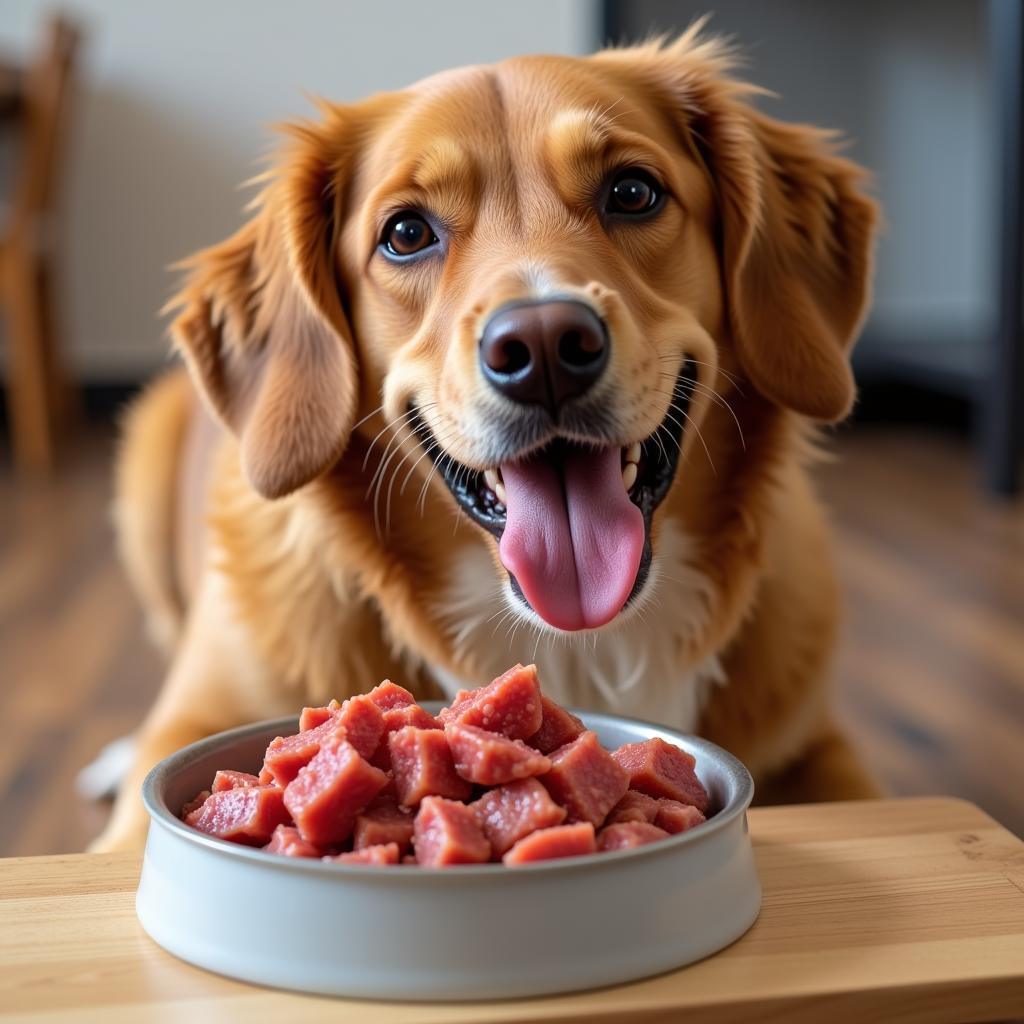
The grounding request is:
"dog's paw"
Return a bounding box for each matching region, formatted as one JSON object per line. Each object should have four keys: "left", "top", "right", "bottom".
{"left": 75, "top": 733, "right": 137, "bottom": 801}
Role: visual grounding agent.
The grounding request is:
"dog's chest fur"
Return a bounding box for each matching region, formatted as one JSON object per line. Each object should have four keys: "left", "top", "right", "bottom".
{"left": 431, "top": 523, "right": 726, "bottom": 733}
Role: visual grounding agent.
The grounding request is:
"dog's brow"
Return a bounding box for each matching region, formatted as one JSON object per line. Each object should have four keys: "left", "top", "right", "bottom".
{"left": 545, "top": 108, "right": 615, "bottom": 169}
{"left": 410, "top": 139, "right": 476, "bottom": 197}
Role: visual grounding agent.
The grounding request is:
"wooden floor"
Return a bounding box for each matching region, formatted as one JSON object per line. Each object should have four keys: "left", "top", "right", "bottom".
{"left": 821, "top": 425, "right": 1024, "bottom": 838}
{"left": 0, "top": 421, "right": 1021, "bottom": 856}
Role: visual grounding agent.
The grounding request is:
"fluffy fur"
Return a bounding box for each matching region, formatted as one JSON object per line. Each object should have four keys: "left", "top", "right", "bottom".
{"left": 93, "top": 28, "right": 880, "bottom": 852}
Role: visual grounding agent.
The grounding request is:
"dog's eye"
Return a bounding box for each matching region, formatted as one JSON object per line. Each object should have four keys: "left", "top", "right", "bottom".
{"left": 606, "top": 169, "right": 662, "bottom": 216}
{"left": 382, "top": 212, "right": 438, "bottom": 258}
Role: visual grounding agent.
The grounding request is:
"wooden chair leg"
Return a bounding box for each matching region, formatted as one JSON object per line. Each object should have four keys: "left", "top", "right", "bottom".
{"left": 36, "top": 259, "right": 77, "bottom": 432}
{"left": 4, "top": 251, "right": 57, "bottom": 473}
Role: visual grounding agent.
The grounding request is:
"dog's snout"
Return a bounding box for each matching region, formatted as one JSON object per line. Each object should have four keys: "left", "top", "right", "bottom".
{"left": 479, "top": 300, "right": 609, "bottom": 413}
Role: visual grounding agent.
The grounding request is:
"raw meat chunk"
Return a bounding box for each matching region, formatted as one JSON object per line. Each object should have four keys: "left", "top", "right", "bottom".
{"left": 263, "top": 696, "right": 383, "bottom": 786}
{"left": 263, "top": 824, "right": 321, "bottom": 858}
{"left": 437, "top": 664, "right": 542, "bottom": 739}
{"left": 611, "top": 738, "right": 709, "bottom": 812}
{"left": 605, "top": 790, "right": 660, "bottom": 825}
{"left": 597, "top": 821, "right": 670, "bottom": 852}
{"left": 540, "top": 731, "right": 629, "bottom": 826}
{"left": 503, "top": 822, "right": 596, "bottom": 865}
{"left": 283, "top": 736, "right": 388, "bottom": 846}
{"left": 445, "top": 721, "right": 551, "bottom": 785}
{"left": 328, "top": 842, "right": 400, "bottom": 866}
{"left": 377, "top": 773, "right": 398, "bottom": 801}
{"left": 180, "top": 789, "right": 210, "bottom": 818}
{"left": 262, "top": 717, "right": 347, "bottom": 787}
{"left": 371, "top": 703, "right": 441, "bottom": 770}
{"left": 472, "top": 779, "right": 566, "bottom": 856}
{"left": 298, "top": 699, "right": 340, "bottom": 732}
{"left": 527, "top": 694, "right": 585, "bottom": 754}
{"left": 185, "top": 786, "right": 290, "bottom": 846}
{"left": 656, "top": 799, "right": 707, "bottom": 834}
{"left": 262, "top": 692, "right": 382, "bottom": 786}
{"left": 211, "top": 769, "right": 262, "bottom": 793}
{"left": 366, "top": 680, "right": 416, "bottom": 710}
{"left": 389, "top": 726, "right": 472, "bottom": 806}
{"left": 414, "top": 796, "right": 490, "bottom": 866}
{"left": 383, "top": 703, "right": 440, "bottom": 733}
{"left": 353, "top": 796, "right": 415, "bottom": 853}
{"left": 332, "top": 694, "right": 385, "bottom": 760}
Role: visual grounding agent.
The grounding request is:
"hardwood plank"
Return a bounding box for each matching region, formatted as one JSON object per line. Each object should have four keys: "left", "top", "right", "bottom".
{"left": 819, "top": 428, "right": 1024, "bottom": 838}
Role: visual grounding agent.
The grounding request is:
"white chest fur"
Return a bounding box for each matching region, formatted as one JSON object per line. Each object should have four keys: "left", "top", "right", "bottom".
{"left": 432, "top": 523, "right": 726, "bottom": 734}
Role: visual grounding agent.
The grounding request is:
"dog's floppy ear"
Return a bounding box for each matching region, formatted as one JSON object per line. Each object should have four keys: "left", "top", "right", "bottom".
{"left": 618, "top": 32, "right": 880, "bottom": 421}
{"left": 709, "top": 106, "right": 879, "bottom": 421}
{"left": 168, "top": 114, "right": 358, "bottom": 497}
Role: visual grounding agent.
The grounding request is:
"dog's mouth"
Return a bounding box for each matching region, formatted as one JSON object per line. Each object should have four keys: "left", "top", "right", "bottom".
{"left": 410, "top": 360, "right": 694, "bottom": 632}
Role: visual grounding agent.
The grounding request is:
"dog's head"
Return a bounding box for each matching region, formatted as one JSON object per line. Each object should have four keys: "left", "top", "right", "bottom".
{"left": 170, "top": 29, "right": 877, "bottom": 636}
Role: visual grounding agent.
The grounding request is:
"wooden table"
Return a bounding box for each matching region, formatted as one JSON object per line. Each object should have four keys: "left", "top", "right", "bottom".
{"left": 2, "top": 797, "right": 1022, "bottom": 1023}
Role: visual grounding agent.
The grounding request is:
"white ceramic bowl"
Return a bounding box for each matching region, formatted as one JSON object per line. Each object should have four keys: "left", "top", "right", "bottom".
{"left": 136, "top": 708, "right": 760, "bottom": 1001}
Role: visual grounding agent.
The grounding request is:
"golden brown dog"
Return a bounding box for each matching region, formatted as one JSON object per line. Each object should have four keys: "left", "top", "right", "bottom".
{"left": 93, "top": 28, "right": 880, "bottom": 852}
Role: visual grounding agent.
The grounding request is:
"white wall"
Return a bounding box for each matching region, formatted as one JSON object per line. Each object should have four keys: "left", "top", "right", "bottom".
{"left": 0, "top": 1, "right": 596, "bottom": 377}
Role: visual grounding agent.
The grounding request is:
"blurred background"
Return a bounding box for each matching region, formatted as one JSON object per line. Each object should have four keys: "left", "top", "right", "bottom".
{"left": 0, "top": 0, "right": 1020, "bottom": 855}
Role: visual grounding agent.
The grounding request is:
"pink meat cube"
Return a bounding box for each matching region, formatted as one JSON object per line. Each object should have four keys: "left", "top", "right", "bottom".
{"left": 370, "top": 704, "right": 441, "bottom": 770}
{"left": 656, "top": 799, "right": 707, "bottom": 834}
{"left": 597, "top": 821, "right": 670, "bottom": 852}
{"left": 437, "top": 664, "right": 543, "bottom": 739}
{"left": 185, "top": 786, "right": 290, "bottom": 846}
{"left": 413, "top": 796, "right": 490, "bottom": 866}
{"left": 263, "top": 824, "right": 322, "bottom": 858}
{"left": 503, "top": 822, "right": 596, "bottom": 866}
{"left": 611, "top": 738, "right": 709, "bottom": 812}
{"left": 472, "top": 778, "right": 566, "bottom": 856}
{"left": 445, "top": 721, "right": 551, "bottom": 785}
{"left": 258, "top": 766, "right": 274, "bottom": 786}
{"left": 263, "top": 697, "right": 384, "bottom": 786}
{"left": 298, "top": 699, "right": 340, "bottom": 732}
{"left": 262, "top": 716, "right": 347, "bottom": 787}
{"left": 211, "top": 769, "right": 262, "bottom": 793}
{"left": 353, "top": 796, "right": 415, "bottom": 853}
{"left": 527, "top": 694, "right": 585, "bottom": 754}
{"left": 377, "top": 773, "right": 398, "bottom": 802}
{"left": 180, "top": 789, "right": 210, "bottom": 818}
{"left": 283, "top": 736, "right": 388, "bottom": 846}
{"left": 605, "top": 790, "right": 660, "bottom": 825}
{"left": 540, "top": 731, "right": 629, "bottom": 826}
{"left": 389, "top": 726, "right": 472, "bottom": 806}
{"left": 366, "top": 680, "right": 416, "bottom": 710}
{"left": 328, "top": 842, "right": 400, "bottom": 866}
{"left": 333, "top": 694, "right": 385, "bottom": 760}
{"left": 384, "top": 703, "right": 440, "bottom": 732}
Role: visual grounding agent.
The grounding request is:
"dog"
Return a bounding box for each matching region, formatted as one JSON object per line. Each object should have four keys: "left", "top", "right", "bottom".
{"left": 92, "top": 27, "right": 880, "bottom": 852}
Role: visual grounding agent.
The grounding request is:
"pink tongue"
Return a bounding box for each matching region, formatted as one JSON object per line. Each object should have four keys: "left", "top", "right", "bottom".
{"left": 498, "top": 446, "right": 645, "bottom": 631}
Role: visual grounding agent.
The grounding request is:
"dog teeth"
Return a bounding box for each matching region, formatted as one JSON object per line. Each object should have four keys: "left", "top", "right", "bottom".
{"left": 624, "top": 442, "right": 641, "bottom": 465}
{"left": 482, "top": 468, "right": 507, "bottom": 507}
{"left": 622, "top": 462, "right": 638, "bottom": 492}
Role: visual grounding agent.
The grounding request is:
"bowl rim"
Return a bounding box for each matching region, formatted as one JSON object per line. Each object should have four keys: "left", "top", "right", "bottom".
{"left": 142, "top": 708, "right": 754, "bottom": 878}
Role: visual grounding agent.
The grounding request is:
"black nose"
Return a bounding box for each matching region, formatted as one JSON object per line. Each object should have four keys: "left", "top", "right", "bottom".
{"left": 479, "top": 300, "right": 609, "bottom": 414}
